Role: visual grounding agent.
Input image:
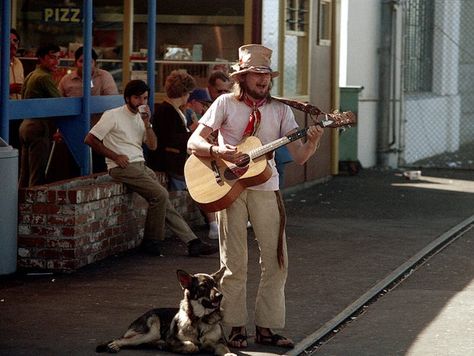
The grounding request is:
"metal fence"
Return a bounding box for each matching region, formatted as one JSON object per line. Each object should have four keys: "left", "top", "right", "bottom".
{"left": 400, "top": 0, "right": 474, "bottom": 170}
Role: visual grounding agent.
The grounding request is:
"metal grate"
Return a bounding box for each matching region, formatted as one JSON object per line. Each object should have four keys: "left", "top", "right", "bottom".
{"left": 400, "top": 0, "right": 474, "bottom": 170}
{"left": 403, "top": 0, "right": 434, "bottom": 93}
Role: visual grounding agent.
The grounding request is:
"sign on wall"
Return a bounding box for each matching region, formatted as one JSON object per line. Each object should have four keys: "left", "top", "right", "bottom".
{"left": 43, "top": 7, "right": 83, "bottom": 23}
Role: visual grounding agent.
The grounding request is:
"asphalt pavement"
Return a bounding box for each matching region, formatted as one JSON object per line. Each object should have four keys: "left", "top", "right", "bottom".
{"left": 1, "top": 167, "right": 473, "bottom": 356}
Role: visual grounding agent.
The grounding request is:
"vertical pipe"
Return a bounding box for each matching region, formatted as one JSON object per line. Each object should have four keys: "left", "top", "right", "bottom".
{"left": 147, "top": 0, "right": 156, "bottom": 111}
{"left": 0, "top": 0, "right": 11, "bottom": 141}
{"left": 81, "top": 0, "right": 93, "bottom": 175}
{"left": 330, "top": 0, "right": 341, "bottom": 175}
{"left": 377, "top": 0, "right": 393, "bottom": 166}
{"left": 123, "top": 0, "right": 133, "bottom": 85}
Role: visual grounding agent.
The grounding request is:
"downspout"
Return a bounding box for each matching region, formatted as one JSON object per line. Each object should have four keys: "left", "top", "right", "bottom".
{"left": 377, "top": 0, "right": 396, "bottom": 166}
{"left": 331, "top": 0, "right": 341, "bottom": 175}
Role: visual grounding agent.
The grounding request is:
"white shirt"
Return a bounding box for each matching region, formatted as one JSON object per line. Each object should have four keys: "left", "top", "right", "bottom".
{"left": 89, "top": 105, "right": 146, "bottom": 169}
{"left": 200, "top": 94, "right": 298, "bottom": 191}
{"left": 9, "top": 57, "right": 24, "bottom": 100}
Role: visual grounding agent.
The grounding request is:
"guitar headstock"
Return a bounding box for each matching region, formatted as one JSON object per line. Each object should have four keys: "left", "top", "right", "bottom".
{"left": 318, "top": 111, "right": 357, "bottom": 129}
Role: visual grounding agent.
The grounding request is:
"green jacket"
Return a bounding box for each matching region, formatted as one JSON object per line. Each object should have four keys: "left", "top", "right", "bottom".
{"left": 22, "top": 66, "right": 61, "bottom": 99}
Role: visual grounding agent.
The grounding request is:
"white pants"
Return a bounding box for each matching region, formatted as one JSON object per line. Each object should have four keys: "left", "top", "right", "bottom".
{"left": 217, "top": 189, "right": 288, "bottom": 328}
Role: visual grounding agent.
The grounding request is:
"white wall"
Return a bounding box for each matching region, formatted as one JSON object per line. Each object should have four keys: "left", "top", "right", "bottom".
{"left": 340, "top": 0, "right": 381, "bottom": 168}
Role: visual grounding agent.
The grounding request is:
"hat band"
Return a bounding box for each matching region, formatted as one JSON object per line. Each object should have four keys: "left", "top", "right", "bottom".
{"left": 239, "top": 65, "right": 273, "bottom": 72}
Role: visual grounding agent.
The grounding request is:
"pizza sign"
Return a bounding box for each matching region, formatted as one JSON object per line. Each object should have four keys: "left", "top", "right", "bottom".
{"left": 43, "top": 7, "right": 82, "bottom": 23}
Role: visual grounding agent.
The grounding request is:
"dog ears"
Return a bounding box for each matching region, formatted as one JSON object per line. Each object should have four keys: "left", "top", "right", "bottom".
{"left": 211, "top": 266, "right": 226, "bottom": 282}
{"left": 176, "top": 268, "right": 226, "bottom": 289}
{"left": 177, "top": 269, "right": 193, "bottom": 289}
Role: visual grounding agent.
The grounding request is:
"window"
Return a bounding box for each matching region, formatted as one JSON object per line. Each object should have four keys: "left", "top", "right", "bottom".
{"left": 286, "top": 0, "right": 309, "bottom": 36}
{"left": 403, "top": 0, "right": 434, "bottom": 93}
{"left": 318, "top": 0, "right": 331, "bottom": 46}
{"left": 282, "top": 0, "right": 311, "bottom": 97}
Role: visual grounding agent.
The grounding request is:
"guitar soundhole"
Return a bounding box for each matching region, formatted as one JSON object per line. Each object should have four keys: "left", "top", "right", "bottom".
{"left": 235, "top": 154, "right": 250, "bottom": 167}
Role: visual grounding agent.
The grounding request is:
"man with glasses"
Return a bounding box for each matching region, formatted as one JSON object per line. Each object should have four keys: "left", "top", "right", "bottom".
{"left": 19, "top": 44, "right": 61, "bottom": 187}
{"left": 207, "top": 70, "right": 233, "bottom": 101}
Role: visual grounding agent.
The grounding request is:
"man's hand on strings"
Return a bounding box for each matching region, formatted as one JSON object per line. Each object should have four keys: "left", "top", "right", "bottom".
{"left": 306, "top": 125, "right": 324, "bottom": 147}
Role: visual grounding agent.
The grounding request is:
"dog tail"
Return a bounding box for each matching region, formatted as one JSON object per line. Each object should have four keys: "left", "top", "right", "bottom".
{"left": 95, "top": 342, "right": 112, "bottom": 353}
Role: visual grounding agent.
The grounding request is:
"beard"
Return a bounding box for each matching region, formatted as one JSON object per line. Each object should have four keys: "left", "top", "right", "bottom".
{"left": 241, "top": 81, "right": 270, "bottom": 100}
{"left": 126, "top": 101, "right": 139, "bottom": 114}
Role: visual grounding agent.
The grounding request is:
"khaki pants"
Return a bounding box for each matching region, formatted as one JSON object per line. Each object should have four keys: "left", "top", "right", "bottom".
{"left": 218, "top": 189, "right": 288, "bottom": 328}
{"left": 109, "top": 162, "right": 196, "bottom": 243}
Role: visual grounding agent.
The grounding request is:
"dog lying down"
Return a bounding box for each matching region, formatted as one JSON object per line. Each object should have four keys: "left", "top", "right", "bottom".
{"left": 96, "top": 267, "right": 236, "bottom": 356}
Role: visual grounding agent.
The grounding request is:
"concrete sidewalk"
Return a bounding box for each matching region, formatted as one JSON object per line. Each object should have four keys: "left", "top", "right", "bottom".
{"left": 311, "top": 226, "right": 474, "bottom": 356}
{"left": 1, "top": 168, "right": 473, "bottom": 356}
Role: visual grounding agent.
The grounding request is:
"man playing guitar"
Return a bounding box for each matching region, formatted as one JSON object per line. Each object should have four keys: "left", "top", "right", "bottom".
{"left": 187, "top": 44, "right": 324, "bottom": 350}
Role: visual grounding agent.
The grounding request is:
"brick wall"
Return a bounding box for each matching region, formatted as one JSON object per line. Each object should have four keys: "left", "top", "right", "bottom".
{"left": 17, "top": 173, "right": 203, "bottom": 272}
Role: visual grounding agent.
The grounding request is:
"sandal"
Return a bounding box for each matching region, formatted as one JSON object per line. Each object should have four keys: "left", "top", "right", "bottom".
{"left": 255, "top": 327, "right": 294, "bottom": 349}
{"left": 227, "top": 327, "right": 248, "bottom": 348}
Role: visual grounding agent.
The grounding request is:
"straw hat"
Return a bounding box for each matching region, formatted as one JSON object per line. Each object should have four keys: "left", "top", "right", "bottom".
{"left": 230, "top": 44, "right": 279, "bottom": 78}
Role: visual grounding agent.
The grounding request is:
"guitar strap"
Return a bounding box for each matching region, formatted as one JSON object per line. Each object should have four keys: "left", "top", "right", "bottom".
{"left": 275, "top": 190, "right": 287, "bottom": 269}
{"left": 272, "top": 96, "right": 324, "bottom": 116}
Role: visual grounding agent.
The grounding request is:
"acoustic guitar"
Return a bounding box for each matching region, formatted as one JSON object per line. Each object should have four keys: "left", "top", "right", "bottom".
{"left": 184, "top": 110, "right": 356, "bottom": 213}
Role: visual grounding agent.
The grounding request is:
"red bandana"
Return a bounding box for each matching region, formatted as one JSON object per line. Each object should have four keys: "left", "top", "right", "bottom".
{"left": 242, "top": 95, "right": 267, "bottom": 137}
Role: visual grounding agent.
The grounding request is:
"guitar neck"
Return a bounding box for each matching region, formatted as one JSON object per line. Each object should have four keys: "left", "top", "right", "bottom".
{"left": 249, "top": 128, "right": 308, "bottom": 159}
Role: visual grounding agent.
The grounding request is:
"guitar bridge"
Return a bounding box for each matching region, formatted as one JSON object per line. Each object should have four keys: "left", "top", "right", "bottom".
{"left": 211, "top": 160, "right": 222, "bottom": 184}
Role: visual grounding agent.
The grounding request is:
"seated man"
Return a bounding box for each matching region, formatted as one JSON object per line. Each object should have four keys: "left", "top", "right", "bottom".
{"left": 84, "top": 79, "right": 218, "bottom": 257}
{"left": 59, "top": 46, "right": 119, "bottom": 173}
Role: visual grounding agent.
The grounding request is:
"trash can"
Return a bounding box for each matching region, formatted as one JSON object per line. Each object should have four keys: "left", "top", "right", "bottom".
{"left": 339, "top": 86, "right": 363, "bottom": 175}
{"left": 0, "top": 137, "right": 18, "bottom": 275}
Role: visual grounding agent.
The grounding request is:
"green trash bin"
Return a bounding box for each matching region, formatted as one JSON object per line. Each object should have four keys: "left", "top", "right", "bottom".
{"left": 0, "top": 137, "right": 18, "bottom": 275}
{"left": 339, "top": 86, "right": 363, "bottom": 175}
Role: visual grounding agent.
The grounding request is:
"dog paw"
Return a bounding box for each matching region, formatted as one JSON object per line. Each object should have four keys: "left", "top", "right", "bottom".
{"left": 224, "top": 353, "right": 238, "bottom": 356}
{"left": 180, "top": 341, "right": 199, "bottom": 353}
{"left": 107, "top": 341, "right": 120, "bottom": 353}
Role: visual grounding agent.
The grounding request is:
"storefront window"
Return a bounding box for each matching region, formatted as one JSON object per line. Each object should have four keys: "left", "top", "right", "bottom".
{"left": 14, "top": 0, "right": 245, "bottom": 92}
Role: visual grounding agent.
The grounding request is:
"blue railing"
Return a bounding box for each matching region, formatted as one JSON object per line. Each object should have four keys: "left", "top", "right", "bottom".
{"left": 0, "top": 0, "right": 156, "bottom": 176}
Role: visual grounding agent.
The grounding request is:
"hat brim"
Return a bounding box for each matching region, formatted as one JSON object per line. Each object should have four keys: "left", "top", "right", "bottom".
{"left": 230, "top": 67, "right": 279, "bottom": 78}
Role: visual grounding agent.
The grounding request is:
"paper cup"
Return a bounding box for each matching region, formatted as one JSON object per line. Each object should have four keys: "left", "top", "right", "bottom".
{"left": 138, "top": 105, "right": 148, "bottom": 118}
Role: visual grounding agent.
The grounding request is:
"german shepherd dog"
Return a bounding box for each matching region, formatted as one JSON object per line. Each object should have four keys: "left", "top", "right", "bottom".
{"left": 96, "top": 267, "right": 235, "bottom": 355}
